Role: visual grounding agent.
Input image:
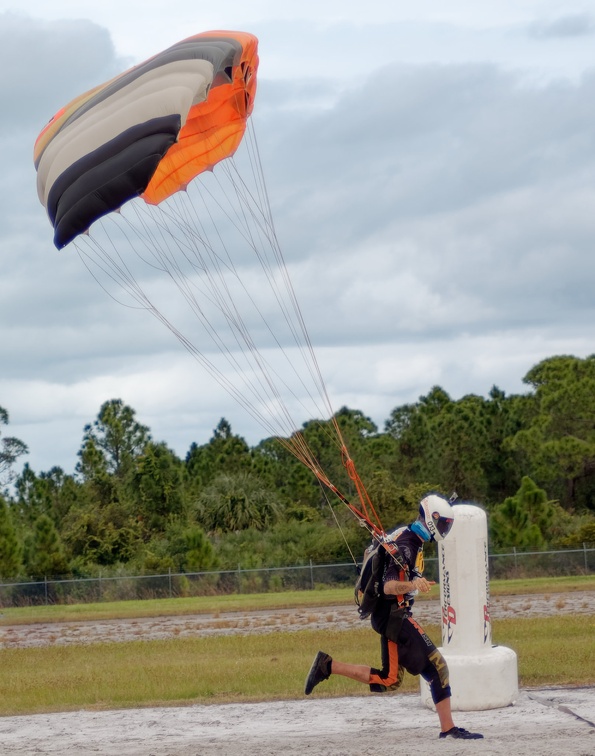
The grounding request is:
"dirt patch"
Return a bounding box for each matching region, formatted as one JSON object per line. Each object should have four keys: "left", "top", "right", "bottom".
{"left": 1, "top": 591, "right": 592, "bottom": 649}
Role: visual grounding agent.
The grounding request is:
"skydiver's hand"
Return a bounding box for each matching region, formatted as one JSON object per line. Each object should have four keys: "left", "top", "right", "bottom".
{"left": 412, "top": 577, "right": 436, "bottom": 593}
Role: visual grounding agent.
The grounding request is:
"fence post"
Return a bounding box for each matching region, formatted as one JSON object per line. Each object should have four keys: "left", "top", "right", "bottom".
{"left": 310, "top": 559, "right": 314, "bottom": 590}
{"left": 513, "top": 547, "right": 517, "bottom": 569}
{"left": 44, "top": 576, "right": 48, "bottom": 605}
{"left": 237, "top": 564, "right": 242, "bottom": 594}
{"left": 584, "top": 543, "right": 589, "bottom": 573}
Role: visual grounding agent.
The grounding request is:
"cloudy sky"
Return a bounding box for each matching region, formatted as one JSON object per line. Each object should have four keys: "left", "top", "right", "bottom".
{"left": 2, "top": 0, "right": 595, "bottom": 476}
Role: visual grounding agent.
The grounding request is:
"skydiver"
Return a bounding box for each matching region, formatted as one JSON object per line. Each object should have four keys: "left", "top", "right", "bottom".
{"left": 304, "top": 493, "right": 484, "bottom": 741}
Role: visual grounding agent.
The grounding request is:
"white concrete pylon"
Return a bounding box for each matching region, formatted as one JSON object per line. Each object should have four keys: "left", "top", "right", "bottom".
{"left": 420, "top": 503, "right": 519, "bottom": 711}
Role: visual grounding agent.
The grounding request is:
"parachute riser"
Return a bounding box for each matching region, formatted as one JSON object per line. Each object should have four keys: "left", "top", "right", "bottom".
{"left": 323, "top": 480, "right": 384, "bottom": 539}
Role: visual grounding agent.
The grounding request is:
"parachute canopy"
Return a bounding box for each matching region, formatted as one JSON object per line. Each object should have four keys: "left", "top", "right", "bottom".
{"left": 34, "top": 31, "right": 258, "bottom": 249}
{"left": 32, "top": 29, "right": 384, "bottom": 543}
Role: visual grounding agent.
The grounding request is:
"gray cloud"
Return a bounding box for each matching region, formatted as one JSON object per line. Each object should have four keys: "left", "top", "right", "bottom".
{"left": 255, "top": 64, "right": 595, "bottom": 346}
{"left": 0, "top": 12, "right": 123, "bottom": 132}
{"left": 530, "top": 14, "right": 595, "bottom": 39}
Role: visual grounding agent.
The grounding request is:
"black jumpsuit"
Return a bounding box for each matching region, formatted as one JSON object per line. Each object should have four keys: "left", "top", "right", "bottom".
{"left": 368, "top": 526, "right": 452, "bottom": 705}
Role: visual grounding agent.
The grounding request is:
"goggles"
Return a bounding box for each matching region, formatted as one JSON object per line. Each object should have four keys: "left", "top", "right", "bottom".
{"left": 433, "top": 513, "right": 454, "bottom": 538}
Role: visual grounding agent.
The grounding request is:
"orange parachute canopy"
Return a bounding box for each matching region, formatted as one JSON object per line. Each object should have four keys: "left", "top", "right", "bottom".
{"left": 34, "top": 31, "right": 258, "bottom": 248}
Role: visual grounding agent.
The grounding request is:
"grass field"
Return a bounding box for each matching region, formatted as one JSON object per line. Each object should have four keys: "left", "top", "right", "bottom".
{"left": 0, "top": 617, "right": 593, "bottom": 716}
{"left": 0, "top": 575, "right": 593, "bottom": 716}
{"left": 1, "top": 574, "right": 594, "bottom": 626}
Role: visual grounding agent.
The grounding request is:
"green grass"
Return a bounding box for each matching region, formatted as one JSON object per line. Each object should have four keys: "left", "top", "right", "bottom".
{"left": 496, "top": 614, "right": 595, "bottom": 688}
{"left": 488, "top": 574, "right": 595, "bottom": 596}
{"left": 1, "top": 574, "right": 593, "bottom": 626}
{"left": 0, "top": 615, "right": 593, "bottom": 716}
{"left": 0, "top": 575, "right": 592, "bottom": 717}
{"left": 0, "top": 588, "right": 354, "bottom": 625}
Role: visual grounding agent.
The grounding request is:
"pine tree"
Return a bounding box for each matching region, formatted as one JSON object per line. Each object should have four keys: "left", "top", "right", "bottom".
{"left": 0, "top": 496, "right": 23, "bottom": 578}
{"left": 26, "top": 514, "right": 68, "bottom": 578}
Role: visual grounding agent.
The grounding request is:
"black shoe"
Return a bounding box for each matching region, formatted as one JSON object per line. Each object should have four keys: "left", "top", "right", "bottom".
{"left": 439, "top": 726, "right": 483, "bottom": 740}
{"left": 304, "top": 651, "right": 332, "bottom": 695}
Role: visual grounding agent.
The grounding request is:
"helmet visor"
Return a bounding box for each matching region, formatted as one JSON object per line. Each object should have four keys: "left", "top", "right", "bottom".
{"left": 434, "top": 514, "right": 454, "bottom": 538}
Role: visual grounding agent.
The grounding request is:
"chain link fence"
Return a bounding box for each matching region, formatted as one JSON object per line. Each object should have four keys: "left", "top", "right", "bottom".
{"left": 0, "top": 545, "right": 592, "bottom": 607}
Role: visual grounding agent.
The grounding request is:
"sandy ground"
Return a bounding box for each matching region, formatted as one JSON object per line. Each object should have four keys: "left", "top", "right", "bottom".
{"left": 0, "top": 689, "right": 593, "bottom": 755}
{"left": 1, "top": 592, "right": 594, "bottom": 755}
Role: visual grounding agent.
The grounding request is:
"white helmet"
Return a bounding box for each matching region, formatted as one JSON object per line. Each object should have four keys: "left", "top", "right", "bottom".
{"left": 417, "top": 494, "right": 455, "bottom": 542}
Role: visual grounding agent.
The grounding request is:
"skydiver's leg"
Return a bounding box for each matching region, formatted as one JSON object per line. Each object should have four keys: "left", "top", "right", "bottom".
{"left": 330, "top": 659, "right": 371, "bottom": 684}
{"left": 435, "top": 697, "right": 456, "bottom": 733}
{"left": 368, "top": 635, "right": 403, "bottom": 692}
{"left": 305, "top": 608, "right": 404, "bottom": 694}
{"left": 318, "top": 636, "right": 401, "bottom": 688}
{"left": 397, "top": 616, "right": 455, "bottom": 731}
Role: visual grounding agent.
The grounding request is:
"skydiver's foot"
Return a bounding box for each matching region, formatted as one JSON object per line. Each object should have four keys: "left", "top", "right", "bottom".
{"left": 439, "top": 726, "right": 484, "bottom": 740}
{"left": 304, "top": 651, "right": 332, "bottom": 695}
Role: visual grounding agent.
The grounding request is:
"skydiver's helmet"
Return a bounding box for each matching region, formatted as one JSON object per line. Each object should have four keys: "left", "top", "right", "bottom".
{"left": 413, "top": 494, "right": 455, "bottom": 542}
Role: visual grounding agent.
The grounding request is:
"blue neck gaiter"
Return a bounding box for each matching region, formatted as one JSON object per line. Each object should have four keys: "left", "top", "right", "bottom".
{"left": 411, "top": 519, "right": 431, "bottom": 542}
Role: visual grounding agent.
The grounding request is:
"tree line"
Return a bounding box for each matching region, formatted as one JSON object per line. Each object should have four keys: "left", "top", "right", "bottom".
{"left": 1, "top": 354, "right": 594, "bottom": 581}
